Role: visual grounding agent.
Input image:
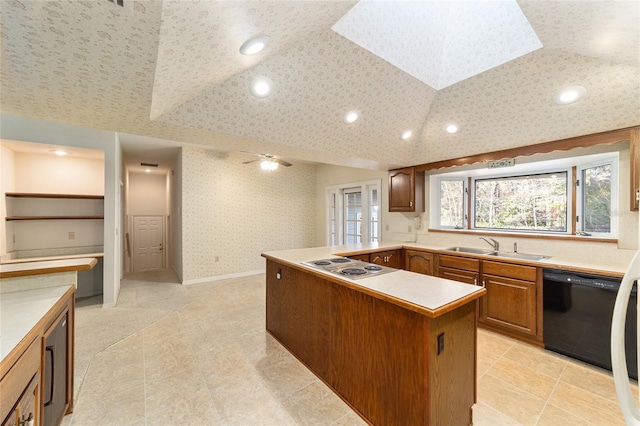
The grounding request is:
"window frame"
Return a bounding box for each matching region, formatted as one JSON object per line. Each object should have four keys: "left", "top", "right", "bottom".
{"left": 437, "top": 177, "right": 468, "bottom": 229}
{"left": 431, "top": 152, "right": 619, "bottom": 238}
{"left": 326, "top": 179, "right": 381, "bottom": 245}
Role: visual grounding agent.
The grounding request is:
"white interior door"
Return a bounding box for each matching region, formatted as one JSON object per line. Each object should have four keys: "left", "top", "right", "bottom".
{"left": 133, "top": 216, "right": 163, "bottom": 273}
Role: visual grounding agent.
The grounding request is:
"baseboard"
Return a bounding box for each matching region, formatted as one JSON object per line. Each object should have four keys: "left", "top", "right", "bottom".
{"left": 182, "top": 269, "right": 264, "bottom": 286}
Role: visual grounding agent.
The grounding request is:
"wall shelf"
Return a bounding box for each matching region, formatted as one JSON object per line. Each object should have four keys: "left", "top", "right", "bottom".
{"left": 5, "top": 193, "right": 104, "bottom": 200}
{"left": 6, "top": 216, "right": 104, "bottom": 221}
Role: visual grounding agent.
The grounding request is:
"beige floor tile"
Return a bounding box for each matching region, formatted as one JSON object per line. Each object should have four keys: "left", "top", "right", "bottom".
{"left": 71, "top": 384, "right": 145, "bottom": 426}
{"left": 145, "top": 365, "right": 210, "bottom": 417}
{"left": 503, "top": 342, "right": 568, "bottom": 378}
{"left": 560, "top": 361, "right": 639, "bottom": 403}
{"left": 537, "top": 403, "right": 598, "bottom": 426}
{"left": 487, "top": 357, "right": 558, "bottom": 400}
{"left": 549, "top": 381, "right": 626, "bottom": 425}
{"left": 143, "top": 340, "right": 196, "bottom": 382}
{"left": 477, "top": 329, "right": 516, "bottom": 375}
{"left": 331, "top": 411, "right": 368, "bottom": 426}
{"left": 281, "top": 381, "right": 354, "bottom": 425}
{"left": 477, "top": 374, "right": 546, "bottom": 426}
{"left": 472, "top": 401, "right": 521, "bottom": 426}
{"left": 145, "top": 394, "right": 222, "bottom": 426}
{"left": 259, "top": 355, "right": 318, "bottom": 398}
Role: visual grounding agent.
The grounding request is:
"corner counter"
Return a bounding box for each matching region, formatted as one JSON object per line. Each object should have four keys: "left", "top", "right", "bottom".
{"left": 0, "top": 257, "right": 94, "bottom": 426}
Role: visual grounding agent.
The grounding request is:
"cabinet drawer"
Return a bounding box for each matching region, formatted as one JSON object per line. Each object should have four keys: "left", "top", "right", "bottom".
{"left": 438, "top": 255, "right": 480, "bottom": 272}
{"left": 483, "top": 260, "right": 537, "bottom": 282}
{"left": 0, "top": 338, "right": 40, "bottom": 423}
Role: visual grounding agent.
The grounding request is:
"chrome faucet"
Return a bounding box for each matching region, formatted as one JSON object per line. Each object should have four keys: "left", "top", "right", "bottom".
{"left": 479, "top": 237, "right": 499, "bottom": 252}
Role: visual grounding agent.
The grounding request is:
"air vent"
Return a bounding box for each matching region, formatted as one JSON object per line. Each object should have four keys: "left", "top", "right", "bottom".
{"left": 140, "top": 162, "right": 158, "bottom": 168}
{"left": 105, "top": 0, "right": 134, "bottom": 14}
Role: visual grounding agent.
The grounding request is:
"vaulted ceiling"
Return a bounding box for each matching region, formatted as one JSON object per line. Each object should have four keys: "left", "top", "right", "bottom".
{"left": 1, "top": 0, "right": 638, "bottom": 171}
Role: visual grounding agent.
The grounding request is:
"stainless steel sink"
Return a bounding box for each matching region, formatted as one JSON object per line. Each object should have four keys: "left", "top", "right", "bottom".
{"left": 444, "top": 247, "right": 550, "bottom": 261}
{"left": 445, "top": 247, "right": 496, "bottom": 255}
{"left": 492, "top": 252, "right": 550, "bottom": 261}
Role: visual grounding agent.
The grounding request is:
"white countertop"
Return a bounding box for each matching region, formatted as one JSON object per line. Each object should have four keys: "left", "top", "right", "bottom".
{"left": 263, "top": 243, "right": 486, "bottom": 316}
{"left": 0, "top": 285, "right": 73, "bottom": 360}
{"left": 0, "top": 257, "right": 97, "bottom": 279}
{"left": 1, "top": 253, "right": 104, "bottom": 264}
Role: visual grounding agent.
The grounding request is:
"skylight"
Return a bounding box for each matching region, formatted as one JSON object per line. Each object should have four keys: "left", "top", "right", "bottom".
{"left": 332, "top": 0, "right": 542, "bottom": 90}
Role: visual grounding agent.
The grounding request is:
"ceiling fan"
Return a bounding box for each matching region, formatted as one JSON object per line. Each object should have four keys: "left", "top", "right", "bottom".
{"left": 241, "top": 152, "right": 292, "bottom": 170}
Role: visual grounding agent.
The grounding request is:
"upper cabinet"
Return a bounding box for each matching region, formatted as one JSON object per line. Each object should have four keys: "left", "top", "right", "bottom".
{"left": 388, "top": 167, "right": 424, "bottom": 212}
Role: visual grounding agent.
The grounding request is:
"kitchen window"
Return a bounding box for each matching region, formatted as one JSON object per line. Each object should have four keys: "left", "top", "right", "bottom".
{"left": 326, "top": 180, "right": 381, "bottom": 245}
{"left": 432, "top": 153, "right": 618, "bottom": 237}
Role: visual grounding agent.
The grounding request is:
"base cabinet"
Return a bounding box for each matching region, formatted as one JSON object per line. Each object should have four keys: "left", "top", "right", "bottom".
{"left": 369, "top": 250, "right": 401, "bottom": 268}
{"left": 404, "top": 250, "right": 434, "bottom": 276}
{"left": 437, "top": 255, "right": 541, "bottom": 342}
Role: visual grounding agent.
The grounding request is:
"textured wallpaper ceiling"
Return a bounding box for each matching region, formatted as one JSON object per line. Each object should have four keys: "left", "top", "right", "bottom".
{"left": 0, "top": 0, "right": 638, "bottom": 171}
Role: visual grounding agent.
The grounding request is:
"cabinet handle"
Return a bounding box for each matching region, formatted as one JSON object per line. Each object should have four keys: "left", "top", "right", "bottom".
{"left": 473, "top": 276, "right": 478, "bottom": 286}
{"left": 44, "top": 346, "right": 54, "bottom": 407}
{"left": 482, "top": 279, "right": 486, "bottom": 288}
{"left": 409, "top": 201, "right": 413, "bottom": 207}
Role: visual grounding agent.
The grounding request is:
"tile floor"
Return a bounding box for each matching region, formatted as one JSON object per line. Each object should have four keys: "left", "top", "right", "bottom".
{"left": 63, "top": 270, "right": 636, "bottom": 425}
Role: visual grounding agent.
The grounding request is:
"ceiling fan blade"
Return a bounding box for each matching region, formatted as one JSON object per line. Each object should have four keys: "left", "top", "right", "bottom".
{"left": 242, "top": 159, "right": 260, "bottom": 164}
{"left": 276, "top": 159, "right": 292, "bottom": 167}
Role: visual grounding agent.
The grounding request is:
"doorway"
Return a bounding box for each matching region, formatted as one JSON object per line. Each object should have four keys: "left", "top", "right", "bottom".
{"left": 132, "top": 215, "right": 164, "bottom": 272}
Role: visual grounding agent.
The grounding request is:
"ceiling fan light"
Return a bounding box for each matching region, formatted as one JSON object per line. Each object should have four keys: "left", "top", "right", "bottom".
{"left": 260, "top": 159, "right": 278, "bottom": 171}
{"left": 250, "top": 76, "right": 274, "bottom": 98}
{"left": 240, "top": 35, "right": 270, "bottom": 55}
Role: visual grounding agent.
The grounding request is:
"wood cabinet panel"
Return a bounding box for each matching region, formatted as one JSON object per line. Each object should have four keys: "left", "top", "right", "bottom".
{"left": 482, "top": 274, "right": 537, "bottom": 336}
{"left": 405, "top": 250, "right": 434, "bottom": 276}
{"left": 266, "top": 262, "right": 330, "bottom": 380}
{"left": 0, "top": 338, "right": 40, "bottom": 424}
{"left": 369, "top": 250, "right": 400, "bottom": 268}
{"left": 483, "top": 260, "right": 536, "bottom": 282}
{"left": 438, "top": 255, "right": 480, "bottom": 272}
{"left": 389, "top": 167, "right": 424, "bottom": 212}
{"left": 439, "top": 267, "right": 478, "bottom": 286}
{"left": 347, "top": 254, "right": 370, "bottom": 262}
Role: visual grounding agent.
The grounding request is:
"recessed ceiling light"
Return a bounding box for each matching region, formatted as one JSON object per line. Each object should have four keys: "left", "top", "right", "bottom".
{"left": 145, "top": 168, "right": 151, "bottom": 173}
{"left": 444, "top": 123, "right": 461, "bottom": 134}
{"left": 50, "top": 149, "right": 69, "bottom": 156}
{"left": 240, "top": 35, "right": 270, "bottom": 55}
{"left": 343, "top": 110, "right": 360, "bottom": 124}
{"left": 249, "top": 76, "right": 274, "bottom": 98}
{"left": 401, "top": 130, "right": 413, "bottom": 140}
{"left": 554, "top": 86, "right": 586, "bottom": 105}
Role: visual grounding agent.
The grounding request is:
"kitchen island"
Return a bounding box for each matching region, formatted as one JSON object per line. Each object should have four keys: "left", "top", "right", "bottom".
{"left": 262, "top": 247, "right": 486, "bottom": 426}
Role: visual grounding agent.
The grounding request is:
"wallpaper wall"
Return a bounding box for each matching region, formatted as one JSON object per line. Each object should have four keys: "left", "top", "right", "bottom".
{"left": 180, "top": 147, "right": 317, "bottom": 283}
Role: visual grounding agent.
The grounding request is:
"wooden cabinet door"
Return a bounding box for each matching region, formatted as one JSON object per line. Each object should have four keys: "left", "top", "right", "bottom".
{"left": 405, "top": 250, "right": 434, "bottom": 275}
{"left": 389, "top": 168, "right": 415, "bottom": 212}
{"left": 369, "top": 250, "right": 400, "bottom": 268}
{"left": 438, "top": 267, "right": 478, "bottom": 285}
{"left": 482, "top": 274, "right": 537, "bottom": 336}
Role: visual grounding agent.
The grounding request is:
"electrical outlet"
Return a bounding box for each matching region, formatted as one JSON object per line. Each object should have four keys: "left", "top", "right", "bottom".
{"left": 214, "top": 256, "right": 219, "bottom": 262}
{"left": 437, "top": 332, "right": 445, "bottom": 355}
{"left": 68, "top": 232, "right": 75, "bottom": 240}
{"left": 385, "top": 224, "right": 389, "bottom": 231}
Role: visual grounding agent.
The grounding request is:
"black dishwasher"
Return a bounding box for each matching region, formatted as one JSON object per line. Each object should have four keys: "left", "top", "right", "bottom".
{"left": 543, "top": 269, "right": 637, "bottom": 379}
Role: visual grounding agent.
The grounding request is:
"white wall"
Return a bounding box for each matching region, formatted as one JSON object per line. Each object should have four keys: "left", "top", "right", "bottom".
{"left": 14, "top": 152, "right": 103, "bottom": 194}
{"left": 128, "top": 172, "right": 167, "bottom": 215}
{"left": 180, "top": 147, "right": 317, "bottom": 283}
{"left": 0, "top": 145, "right": 16, "bottom": 255}
{"left": 171, "top": 149, "right": 183, "bottom": 280}
{"left": 314, "top": 164, "right": 417, "bottom": 246}
{"left": 0, "top": 115, "right": 122, "bottom": 307}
